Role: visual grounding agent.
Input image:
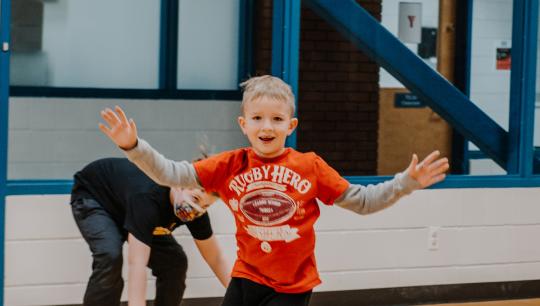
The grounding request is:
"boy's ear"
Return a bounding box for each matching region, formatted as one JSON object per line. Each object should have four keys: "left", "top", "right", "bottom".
{"left": 287, "top": 118, "right": 298, "bottom": 135}
{"left": 238, "top": 116, "right": 247, "bottom": 135}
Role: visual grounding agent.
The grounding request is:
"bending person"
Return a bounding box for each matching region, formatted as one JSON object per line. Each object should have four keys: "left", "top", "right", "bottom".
{"left": 70, "top": 157, "right": 230, "bottom": 306}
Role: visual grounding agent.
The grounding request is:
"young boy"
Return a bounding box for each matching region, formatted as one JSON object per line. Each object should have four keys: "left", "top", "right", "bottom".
{"left": 71, "top": 158, "right": 231, "bottom": 306}
{"left": 99, "top": 75, "right": 449, "bottom": 306}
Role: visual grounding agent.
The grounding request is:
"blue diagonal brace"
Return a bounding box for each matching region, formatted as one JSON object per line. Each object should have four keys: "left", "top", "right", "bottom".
{"left": 304, "top": 0, "right": 509, "bottom": 169}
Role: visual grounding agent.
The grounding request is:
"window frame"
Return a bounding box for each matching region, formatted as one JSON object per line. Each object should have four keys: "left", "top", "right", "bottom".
{"left": 3, "top": 0, "right": 540, "bottom": 198}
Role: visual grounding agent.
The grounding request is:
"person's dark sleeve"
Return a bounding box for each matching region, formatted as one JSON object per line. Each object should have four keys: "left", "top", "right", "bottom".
{"left": 124, "top": 193, "right": 160, "bottom": 246}
{"left": 185, "top": 212, "right": 213, "bottom": 240}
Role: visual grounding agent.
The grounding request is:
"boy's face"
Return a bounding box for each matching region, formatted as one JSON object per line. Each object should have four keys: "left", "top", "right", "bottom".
{"left": 170, "top": 187, "right": 218, "bottom": 222}
{"left": 238, "top": 96, "right": 298, "bottom": 158}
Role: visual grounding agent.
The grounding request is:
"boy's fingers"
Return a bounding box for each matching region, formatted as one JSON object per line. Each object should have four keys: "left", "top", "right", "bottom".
{"left": 409, "top": 153, "right": 418, "bottom": 170}
{"left": 110, "top": 110, "right": 123, "bottom": 125}
{"left": 421, "top": 161, "right": 448, "bottom": 179}
{"left": 106, "top": 108, "right": 122, "bottom": 124}
{"left": 430, "top": 163, "right": 449, "bottom": 176}
{"left": 420, "top": 150, "right": 441, "bottom": 167}
{"left": 100, "top": 112, "right": 114, "bottom": 127}
{"left": 429, "top": 173, "right": 446, "bottom": 185}
{"left": 115, "top": 105, "right": 130, "bottom": 124}
{"left": 101, "top": 109, "right": 120, "bottom": 126}
{"left": 99, "top": 110, "right": 110, "bottom": 121}
{"left": 129, "top": 118, "right": 137, "bottom": 132}
{"left": 427, "top": 158, "right": 449, "bottom": 172}
{"left": 98, "top": 123, "right": 112, "bottom": 137}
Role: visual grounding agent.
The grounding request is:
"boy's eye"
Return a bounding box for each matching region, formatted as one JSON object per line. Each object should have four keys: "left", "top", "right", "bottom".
{"left": 252, "top": 116, "right": 262, "bottom": 120}
{"left": 273, "top": 117, "right": 284, "bottom": 121}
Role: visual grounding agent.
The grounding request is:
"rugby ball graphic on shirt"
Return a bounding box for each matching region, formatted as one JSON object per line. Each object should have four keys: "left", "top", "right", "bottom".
{"left": 239, "top": 189, "right": 297, "bottom": 226}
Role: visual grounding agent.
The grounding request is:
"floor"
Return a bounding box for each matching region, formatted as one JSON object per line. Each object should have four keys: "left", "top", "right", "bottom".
{"left": 423, "top": 298, "right": 540, "bottom": 306}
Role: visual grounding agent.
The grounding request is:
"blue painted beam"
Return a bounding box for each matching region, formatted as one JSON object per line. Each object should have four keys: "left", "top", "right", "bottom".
{"left": 272, "top": 0, "right": 301, "bottom": 148}
{"left": 6, "top": 175, "right": 540, "bottom": 197}
{"left": 7, "top": 180, "right": 73, "bottom": 196}
{"left": 508, "top": 0, "right": 539, "bottom": 175}
{"left": 304, "top": 0, "right": 510, "bottom": 169}
{"left": 0, "top": 0, "right": 11, "bottom": 303}
{"left": 345, "top": 174, "right": 540, "bottom": 189}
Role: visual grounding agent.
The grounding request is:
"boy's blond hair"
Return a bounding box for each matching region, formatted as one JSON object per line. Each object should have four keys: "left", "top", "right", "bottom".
{"left": 240, "top": 75, "right": 296, "bottom": 116}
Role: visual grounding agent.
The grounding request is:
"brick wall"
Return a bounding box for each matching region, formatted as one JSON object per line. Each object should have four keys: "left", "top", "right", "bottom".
{"left": 254, "top": 0, "right": 381, "bottom": 175}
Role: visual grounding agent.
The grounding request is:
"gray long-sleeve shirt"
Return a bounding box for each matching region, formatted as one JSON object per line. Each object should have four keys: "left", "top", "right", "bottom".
{"left": 124, "top": 138, "right": 421, "bottom": 215}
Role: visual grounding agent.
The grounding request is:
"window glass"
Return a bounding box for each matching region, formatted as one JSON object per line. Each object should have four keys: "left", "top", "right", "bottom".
{"left": 377, "top": 1, "right": 450, "bottom": 175}
{"left": 177, "top": 0, "right": 240, "bottom": 90}
{"left": 380, "top": 0, "right": 440, "bottom": 87}
{"left": 468, "top": 0, "right": 512, "bottom": 174}
{"left": 10, "top": 0, "right": 160, "bottom": 89}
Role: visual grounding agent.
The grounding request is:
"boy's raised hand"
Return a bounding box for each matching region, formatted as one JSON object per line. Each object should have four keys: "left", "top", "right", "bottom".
{"left": 99, "top": 106, "right": 138, "bottom": 150}
{"left": 406, "top": 150, "right": 449, "bottom": 188}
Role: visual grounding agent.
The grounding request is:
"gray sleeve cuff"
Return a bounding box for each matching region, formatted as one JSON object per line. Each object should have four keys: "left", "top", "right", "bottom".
{"left": 395, "top": 170, "right": 422, "bottom": 194}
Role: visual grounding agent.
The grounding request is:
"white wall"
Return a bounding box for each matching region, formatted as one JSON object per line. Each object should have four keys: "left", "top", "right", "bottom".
{"left": 5, "top": 196, "right": 236, "bottom": 306}
{"left": 6, "top": 188, "right": 540, "bottom": 305}
{"left": 8, "top": 97, "right": 248, "bottom": 179}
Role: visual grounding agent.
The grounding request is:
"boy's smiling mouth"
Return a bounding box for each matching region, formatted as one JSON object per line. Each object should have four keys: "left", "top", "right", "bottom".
{"left": 259, "top": 136, "right": 275, "bottom": 143}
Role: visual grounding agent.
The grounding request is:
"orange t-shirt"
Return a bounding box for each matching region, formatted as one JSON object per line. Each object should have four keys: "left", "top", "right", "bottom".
{"left": 194, "top": 147, "right": 349, "bottom": 293}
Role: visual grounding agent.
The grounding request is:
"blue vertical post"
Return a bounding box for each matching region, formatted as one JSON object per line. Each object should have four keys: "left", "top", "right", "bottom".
{"left": 507, "top": 0, "right": 539, "bottom": 175}
{"left": 0, "top": 0, "right": 11, "bottom": 303}
{"left": 452, "top": 0, "right": 473, "bottom": 174}
{"left": 271, "top": 0, "right": 301, "bottom": 148}
{"left": 271, "top": 0, "right": 284, "bottom": 78}
{"left": 159, "top": 0, "right": 179, "bottom": 90}
{"left": 238, "top": 0, "right": 254, "bottom": 84}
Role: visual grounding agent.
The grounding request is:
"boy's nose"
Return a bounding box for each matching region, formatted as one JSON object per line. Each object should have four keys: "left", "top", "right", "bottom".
{"left": 261, "top": 119, "right": 273, "bottom": 130}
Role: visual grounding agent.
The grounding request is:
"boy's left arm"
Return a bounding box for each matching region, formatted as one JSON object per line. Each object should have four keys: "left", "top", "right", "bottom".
{"left": 335, "top": 150, "right": 449, "bottom": 215}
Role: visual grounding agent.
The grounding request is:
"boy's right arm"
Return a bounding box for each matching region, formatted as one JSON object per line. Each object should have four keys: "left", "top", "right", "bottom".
{"left": 99, "top": 106, "right": 201, "bottom": 188}
{"left": 335, "top": 171, "right": 419, "bottom": 215}
{"left": 125, "top": 138, "right": 201, "bottom": 188}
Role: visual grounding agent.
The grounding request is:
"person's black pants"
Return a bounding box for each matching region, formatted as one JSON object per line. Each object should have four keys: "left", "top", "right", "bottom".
{"left": 221, "top": 277, "right": 312, "bottom": 306}
{"left": 71, "top": 198, "right": 188, "bottom": 306}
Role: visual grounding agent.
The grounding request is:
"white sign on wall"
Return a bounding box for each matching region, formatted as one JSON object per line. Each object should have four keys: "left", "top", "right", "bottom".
{"left": 398, "top": 2, "right": 422, "bottom": 43}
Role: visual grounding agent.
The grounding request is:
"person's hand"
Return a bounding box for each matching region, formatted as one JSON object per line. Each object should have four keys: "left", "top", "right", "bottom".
{"left": 406, "top": 150, "right": 449, "bottom": 188}
{"left": 99, "top": 106, "right": 138, "bottom": 150}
